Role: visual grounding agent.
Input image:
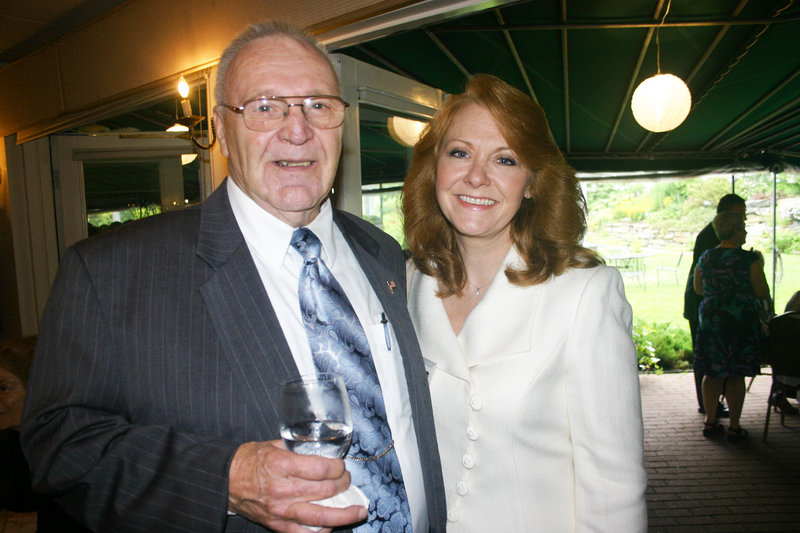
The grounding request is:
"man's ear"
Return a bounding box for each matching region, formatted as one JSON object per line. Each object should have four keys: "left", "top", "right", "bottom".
{"left": 214, "top": 110, "right": 229, "bottom": 157}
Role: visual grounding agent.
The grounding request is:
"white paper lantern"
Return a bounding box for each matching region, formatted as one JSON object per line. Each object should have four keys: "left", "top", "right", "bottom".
{"left": 387, "top": 116, "right": 427, "bottom": 147}
{"left": 631, "top": 73, "right": 692, "bottom": 132}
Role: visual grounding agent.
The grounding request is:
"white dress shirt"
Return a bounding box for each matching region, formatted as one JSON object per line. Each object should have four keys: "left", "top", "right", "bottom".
{"left": 227, "top": 179, "right": 427, "bottom": 531}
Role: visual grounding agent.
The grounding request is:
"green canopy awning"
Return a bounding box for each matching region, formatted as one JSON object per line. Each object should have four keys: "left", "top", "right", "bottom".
{"left": 336, "top": 0, "right": 800, "bottom": 181}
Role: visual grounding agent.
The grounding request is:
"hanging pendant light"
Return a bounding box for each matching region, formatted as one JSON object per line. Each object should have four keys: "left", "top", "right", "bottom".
{"left": 630, "top": 0, "right": 691, "bottom": 132}
{"left": 631, "top": 73, "right": 691, "bottom": 132}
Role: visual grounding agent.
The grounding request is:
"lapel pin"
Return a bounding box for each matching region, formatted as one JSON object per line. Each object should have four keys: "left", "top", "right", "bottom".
{"left": 386, "top": 280, "right": 396, "bottom": 294}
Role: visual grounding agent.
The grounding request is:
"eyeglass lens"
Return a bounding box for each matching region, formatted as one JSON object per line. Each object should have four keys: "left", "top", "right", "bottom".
{"left": 242, "top": 97, "right": 345, "bottom": 131}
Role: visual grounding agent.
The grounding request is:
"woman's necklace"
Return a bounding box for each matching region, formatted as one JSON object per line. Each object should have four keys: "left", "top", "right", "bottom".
{"left": 465, "top": 279, "right": 485, "bottom": 296}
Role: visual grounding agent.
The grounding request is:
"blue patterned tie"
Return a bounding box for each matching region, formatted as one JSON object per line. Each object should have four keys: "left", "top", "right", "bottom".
{"left": 291, "top": 227, "right": 412, "bottom": 533}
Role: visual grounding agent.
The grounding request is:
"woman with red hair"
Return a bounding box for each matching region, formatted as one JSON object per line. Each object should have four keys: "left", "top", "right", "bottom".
{"left": 403, "top": 74, "right": 647, "bottom": 532}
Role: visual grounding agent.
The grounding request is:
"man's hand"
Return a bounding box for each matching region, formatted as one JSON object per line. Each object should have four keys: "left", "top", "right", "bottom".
{"left": 228, "top": 440, "right": 367, "bottom": 532}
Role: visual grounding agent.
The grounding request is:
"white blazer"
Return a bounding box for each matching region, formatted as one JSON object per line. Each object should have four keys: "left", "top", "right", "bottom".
{"left": 407, "top": 247, "right": 647, "bottom": 532}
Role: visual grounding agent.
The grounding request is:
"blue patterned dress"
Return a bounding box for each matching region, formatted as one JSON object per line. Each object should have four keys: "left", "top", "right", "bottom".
{"left": 694, "top": 247, "right": 764, "bottom": 377}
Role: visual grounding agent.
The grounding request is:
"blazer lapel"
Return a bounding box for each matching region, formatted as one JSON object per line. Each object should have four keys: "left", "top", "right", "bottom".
{"left": 459, "top": 248, "right": 536, "bottom": 366}
{"left": 407, "top": 264, "right": 471, "bottom": 383}
{"left": 196, "top": 183, "right": 300, "bottom": 437}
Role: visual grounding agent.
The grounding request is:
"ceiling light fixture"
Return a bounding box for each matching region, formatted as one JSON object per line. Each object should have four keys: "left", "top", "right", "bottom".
{"left": 166, "top": 123, "right": 189, "bottom": 133}
{"left": 631, "top": 0, "right": 691, "bottom": 133}
{"left": 387, "top": 116, "right": 427, "bottom": 147}
{"left": 166, "top": 124, "right": 198, "bottom": 163}
{"left": 176, "top": 74, "right": 216, "bottom": 149}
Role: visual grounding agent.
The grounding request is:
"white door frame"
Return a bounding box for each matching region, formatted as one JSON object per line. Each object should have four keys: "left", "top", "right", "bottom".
{"left": 50, "top": 134, "right": 208, "bottom": 254}
{"left": 332, "top": 53, "right": 443, "bottom": 216}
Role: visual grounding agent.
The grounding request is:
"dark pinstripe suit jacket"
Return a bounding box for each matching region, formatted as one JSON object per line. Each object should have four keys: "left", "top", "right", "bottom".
{"left": 21, "top": 182, "right": 446, "bottom": 533}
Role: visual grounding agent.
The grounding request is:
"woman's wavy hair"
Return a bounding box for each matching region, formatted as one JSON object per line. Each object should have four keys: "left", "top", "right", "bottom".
{"left": 402, "top": 74, "right": 600, "bottom": 296}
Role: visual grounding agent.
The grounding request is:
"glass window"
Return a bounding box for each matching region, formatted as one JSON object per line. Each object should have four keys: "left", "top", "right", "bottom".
{"left": 84, "top": 157, "right": 201, "bottom": 236}
{"left": 359, "top": 105, "right": 427, "bottom": 248}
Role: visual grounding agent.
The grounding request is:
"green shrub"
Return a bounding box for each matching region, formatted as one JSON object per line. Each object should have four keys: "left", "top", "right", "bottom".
{"left": 633, "top": 319, "right": 693, "bottom": 371}
{"left": 775, "top": 231, "right": 800, "bottom": 253}
{"left": 88, "top": 203, "right": 161, "bottom": 229}
{"left": 779, "top": 198, "right": 800, "bottom": 223}
{"left": 613, "top": 195, "right": 653, "bottom": 222}
{"left": 632, "top": 322, "right": 660, "bottom": 371}
{"left": 633, "top": 335, "right": 659, "bottom": 371}
{"left": 649, "top": 322, "right": 693, "bottom": 370}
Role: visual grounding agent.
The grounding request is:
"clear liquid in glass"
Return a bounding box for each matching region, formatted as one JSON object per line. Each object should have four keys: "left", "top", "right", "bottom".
{"left": 281, "top": 419, "right": 353, "bottom": 458}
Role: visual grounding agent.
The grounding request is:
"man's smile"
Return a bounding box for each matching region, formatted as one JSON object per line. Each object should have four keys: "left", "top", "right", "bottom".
{"left": 276, "top": 160, "right": 313, "bottom": 167}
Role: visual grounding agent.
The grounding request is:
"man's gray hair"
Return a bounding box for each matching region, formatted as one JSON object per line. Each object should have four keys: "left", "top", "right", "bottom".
{"left": 215, "top": 21, "right": 335, "bottom": 106}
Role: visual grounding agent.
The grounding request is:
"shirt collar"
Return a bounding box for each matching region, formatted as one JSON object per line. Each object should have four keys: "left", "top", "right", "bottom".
{"left": 226, "top": 178, "right": 338, "bottom": 271}
{"left": 302, "top": 200, "right": 338, "bottom": 268}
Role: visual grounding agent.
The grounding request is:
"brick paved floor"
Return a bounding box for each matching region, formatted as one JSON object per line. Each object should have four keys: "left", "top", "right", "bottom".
{"left": 641, "top": 372, "right": 800, "bottom": 532}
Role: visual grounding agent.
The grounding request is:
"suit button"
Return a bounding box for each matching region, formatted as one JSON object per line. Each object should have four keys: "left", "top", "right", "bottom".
{"left": 447, "top": 510, "right": 459, "bottom": 522}
{"left": 456, "top": 481, "right": 468, "bottom": 496}
{"left": 466, "top": 425, "right": 478, "bottom": 440}
{"left": 461, "top": 453, "right": 475, "bottom": 469}
{"left": 470, "top": 395, "right": 483, "bottom": 411}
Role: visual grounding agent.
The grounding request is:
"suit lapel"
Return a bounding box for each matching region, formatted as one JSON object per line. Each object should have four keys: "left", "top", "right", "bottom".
{"left": 191, "top": 196, "right": 422, "bottom": 440}
{"left": 196, "top": 183, "right": 300, "bottom": 437}
{"left": 332, "top": 210, "right": 430, "bottom": 404}
{"left": 334, "top": 210, "right": 447, "bottom": 530}
{"left": 333, "top": 211, "right": 396, "bottom": 317}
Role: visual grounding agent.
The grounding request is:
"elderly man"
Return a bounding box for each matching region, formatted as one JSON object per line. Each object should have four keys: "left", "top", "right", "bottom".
{"left": 22, "top": 22, "right": 445, "bottom": 533}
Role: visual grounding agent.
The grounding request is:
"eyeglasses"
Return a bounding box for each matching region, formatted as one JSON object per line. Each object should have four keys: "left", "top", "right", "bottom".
{"left": 218, "top": 95, "right": 349, "bottom": 131}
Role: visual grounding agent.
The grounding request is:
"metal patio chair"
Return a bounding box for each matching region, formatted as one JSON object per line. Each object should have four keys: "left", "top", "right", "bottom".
{"left": 762, "top": 311, "right": 800, "bottom": 442}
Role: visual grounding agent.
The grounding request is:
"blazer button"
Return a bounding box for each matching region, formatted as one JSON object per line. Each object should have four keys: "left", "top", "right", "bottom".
{"left": 465, "top": 425, "right": 478, "bottom": 440}
{"left": 456, "top": 480, "right": 469, "bottom": 496}
{"left": 470, "top": 395, "right": 483, "bottom": 411}
{"left": 461, "top": 453, "right": 475, "bottom": 469}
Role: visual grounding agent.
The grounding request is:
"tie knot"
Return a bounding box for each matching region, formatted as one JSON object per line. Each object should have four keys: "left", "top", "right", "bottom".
{"left": 291, "top": 227, "right": 322, "bottom": 262}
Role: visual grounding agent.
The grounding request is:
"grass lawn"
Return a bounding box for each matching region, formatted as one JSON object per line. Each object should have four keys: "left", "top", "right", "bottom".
{"left": 618, "top": 251, "right": 800, "bottom": 329}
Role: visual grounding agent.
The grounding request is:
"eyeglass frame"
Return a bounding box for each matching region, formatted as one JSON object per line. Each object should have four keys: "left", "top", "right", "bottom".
{"left": 216, "top": 95, "right": 350, "bottom": 131}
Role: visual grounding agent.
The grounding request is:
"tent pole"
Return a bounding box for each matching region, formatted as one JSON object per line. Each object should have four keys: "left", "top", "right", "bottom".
{"left": 772, "top": 168, "right": 777, "bottom": 303}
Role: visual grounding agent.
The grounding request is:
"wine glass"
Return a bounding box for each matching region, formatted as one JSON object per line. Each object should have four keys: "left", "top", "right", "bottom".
{"left": 279, "top": 372, "right": 353, "bottom": 458}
